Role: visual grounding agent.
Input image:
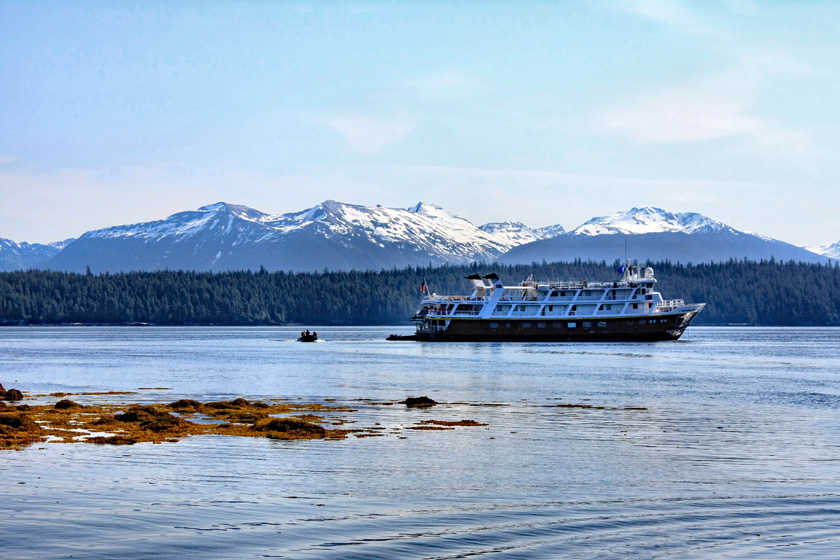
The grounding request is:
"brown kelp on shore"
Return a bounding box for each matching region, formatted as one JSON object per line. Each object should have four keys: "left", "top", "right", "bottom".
{"left": 0, "top": 389, "right": 493, "bottom": 450}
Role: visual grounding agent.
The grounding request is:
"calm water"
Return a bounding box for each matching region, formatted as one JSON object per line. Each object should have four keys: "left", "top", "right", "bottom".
{"left": 2, "top": 326, "right": 840, "bottom": 559}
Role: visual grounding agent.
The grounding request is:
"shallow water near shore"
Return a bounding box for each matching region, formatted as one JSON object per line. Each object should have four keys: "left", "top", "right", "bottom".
{"left": 3, "top": 326, "right": 840, "bottom": 558}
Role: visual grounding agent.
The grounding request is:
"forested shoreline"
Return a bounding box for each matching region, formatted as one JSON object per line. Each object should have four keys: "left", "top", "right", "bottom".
{"left": 1, "top": 259, "right": 838, "bottom": 326}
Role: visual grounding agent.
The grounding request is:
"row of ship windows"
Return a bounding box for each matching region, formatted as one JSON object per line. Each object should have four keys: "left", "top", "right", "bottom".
{"left": 491, "top": 303, "right": 649, "bottom": 314}
{"left": 486, "top": 319, "right": 671, "bottom": 329}
{"left": 548, "top": 288, "right": 649, "bottom": 297}
{"left": 439, "top": 302, "right": 652, "bottom": 315}
{"left": 545, "top": 303, "right": 646, "bottom": 311}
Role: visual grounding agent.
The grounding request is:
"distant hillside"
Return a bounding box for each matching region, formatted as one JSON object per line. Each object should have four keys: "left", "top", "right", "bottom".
{"left": 500, "top": 208, "right": 827, "bottom": 265}
{"left": 0, "top": 238, "right": 73, "bottom": 272}
{"left": 499, "top": 231, "right": 826, "bottom": 265}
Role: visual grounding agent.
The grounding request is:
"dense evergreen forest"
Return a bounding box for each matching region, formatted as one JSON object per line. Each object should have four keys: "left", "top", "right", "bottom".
{"left": 1, "top": 259, "right": 838, "bottom": 326}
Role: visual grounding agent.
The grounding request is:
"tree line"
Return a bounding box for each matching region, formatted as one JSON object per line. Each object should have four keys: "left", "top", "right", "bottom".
{"left": 0, "top": 259, "right": 838, "bottom": 326}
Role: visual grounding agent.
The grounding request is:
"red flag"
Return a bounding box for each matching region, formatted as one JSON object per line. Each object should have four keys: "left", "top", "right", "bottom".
{"left": 420, "top": 279, "right": 427, "bottom": 294}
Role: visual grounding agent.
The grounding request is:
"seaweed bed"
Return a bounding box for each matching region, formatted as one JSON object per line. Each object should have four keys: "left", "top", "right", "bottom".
{"left": 0, "top": 389, "right": 491, "bottom": 450}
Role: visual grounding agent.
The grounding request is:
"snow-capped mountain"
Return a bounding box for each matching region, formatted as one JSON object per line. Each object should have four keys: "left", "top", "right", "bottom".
{"left": 499, "top": 207, "right": 827, "bottom": 266}
{"left": 478, "top": 222, "right": 565, "bottom": 246}
{"left": 0, "top": 238, "right": 74, "bottom": 272}
{"left": 7, "top": 203, "right": 833, "bottom": 274}
{"left": 571, "top": 207, "right": 729, "bottom": 236}
{"left": 43, "top": 201, "right": 536, "bottom": 273}
{"left": 810, "top": 240, "right": 840, "bottom": 260}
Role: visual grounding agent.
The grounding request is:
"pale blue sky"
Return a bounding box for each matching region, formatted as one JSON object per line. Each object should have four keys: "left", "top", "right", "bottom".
{"left": 2, "top": 1, "right": 839, "bottom": 246}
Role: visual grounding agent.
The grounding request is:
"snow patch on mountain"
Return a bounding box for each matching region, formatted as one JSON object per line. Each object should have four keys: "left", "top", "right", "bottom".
{"left": 85, "top": 204, "right": 257, "bottom": 241}
{"left": 810, "top": 240, "right": 840, "bottom": 259}
{"left": 572, "top": 207, "right": 729, "bottom": 236}
{"left": 0, "top": 237, "right": 75, "bottom": 271}
{"left": 73, "top": 200, "right": 554, "bottom": 267}
{"left": 478, "top": 221, "right": 564, "bottom": 246}
{"left": 250, "top": 200, "right": 499, "bottom": 255}
{"left": 536, "top": 224, "right": 567, "bottom": 238}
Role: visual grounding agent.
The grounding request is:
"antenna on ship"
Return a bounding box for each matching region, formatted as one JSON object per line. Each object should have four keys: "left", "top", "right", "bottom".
{"left": 618, "top": 236, "right": 633, "bottom": 281}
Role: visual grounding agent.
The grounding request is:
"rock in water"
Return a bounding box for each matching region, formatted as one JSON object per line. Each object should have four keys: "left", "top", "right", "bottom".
{"left": 0, "top": 412, "right": 39, "bottom": 431}
{"left": 404, "top": 396, "right": 438, "bottom": 407}
{"left": 251, "top": 418, "right": 326, "bottom": 439}
{"left": 2, "top": 388, "right": 24, "bottom": 401}
{"left": 54, "top": 399, "right": 84, "bottom": 410}
{"left": 0, "top": 411, "right": 44, "bottom": 448}
{"left": 114, "top": 405, "right": 190, "bottom": 432}
{"left": 167, "top": 399, "right": 203, "bottom": 412}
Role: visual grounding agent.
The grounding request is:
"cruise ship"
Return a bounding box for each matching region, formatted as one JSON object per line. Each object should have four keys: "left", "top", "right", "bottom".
{"left": 388, "top": 265, "right": 705, "bottom": 342}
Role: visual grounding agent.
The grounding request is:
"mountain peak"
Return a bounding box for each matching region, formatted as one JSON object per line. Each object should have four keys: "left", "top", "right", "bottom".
{"left": 573, "top": 207, "right": 725, "bottom": 236}
{"left": 407, "top": 201, "right": 444, "bottom": 214}
{"left": 196, "top": 202, "right": 269, "bottom": 221}
{"left": 198, "top": 202, "right": 229, "bottom": 212}
{"left": 1, "top": 237, "right": 70, "bottom": 271}
{"left": 479, "top": 221, "right": 564, "bottom": 246}
{"left": 811, "top": 240, "right": 840, "bottom": 259}
{"left": 480, "top": 220, "right": 529, "bottom": 230}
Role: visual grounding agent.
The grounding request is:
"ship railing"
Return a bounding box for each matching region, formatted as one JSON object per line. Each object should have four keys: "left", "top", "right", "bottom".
{"left": 426, "top": 295, "right": 489, "bottom": 302}
{"left": 428, "top": 309, "right": 481, "bottom": 317}
{"left": 534, "top": 279, "right": 589, "bottom": 289}
{"left": 655, "top": 299, "right": 685, "bottom": 311}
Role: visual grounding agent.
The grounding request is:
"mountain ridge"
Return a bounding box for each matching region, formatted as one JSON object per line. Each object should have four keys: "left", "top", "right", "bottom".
{"left": 500, "top": 206, "right": 824, "bottom": 266}
{"left": 811, "top": 240, "right": 840, "bottom": 260}
{"left": 571, "top": 207, "right": 731, "bottom": 236}
{"left": 42, "top": 200, "right": 536, "bottom": 273}
{"left": 1, "top": 202, "right": 833, "bottom": 272}
{"left": 0, "top": 238, "right": 75, "bottom": 272}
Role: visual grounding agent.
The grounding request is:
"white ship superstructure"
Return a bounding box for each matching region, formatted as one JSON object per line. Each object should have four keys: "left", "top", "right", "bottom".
{"left": 391, "top": 265, "right": 704, "bottom": 341}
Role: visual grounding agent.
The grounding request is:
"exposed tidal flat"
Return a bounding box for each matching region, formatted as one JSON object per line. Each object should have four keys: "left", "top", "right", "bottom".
{"left": 2, "top": 327, "right": 840, "bottom": 558}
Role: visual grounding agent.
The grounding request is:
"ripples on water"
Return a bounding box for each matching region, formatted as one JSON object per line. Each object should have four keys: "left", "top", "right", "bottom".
{"left": 3, "top": 326, "right": 840, "bottom": 558}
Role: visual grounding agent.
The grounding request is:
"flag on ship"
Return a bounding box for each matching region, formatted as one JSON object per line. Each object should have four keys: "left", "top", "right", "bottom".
{"left": 618, "top": 264, "right": 626, "bottom": 274}
{"left": 420, "top": 279, "right": 427, "bottom": 294}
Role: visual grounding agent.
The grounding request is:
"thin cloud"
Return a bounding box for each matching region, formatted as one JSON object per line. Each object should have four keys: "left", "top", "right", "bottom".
{"left": 600, "top": 89, "right": 765, "bottom": 143}
{"left": 604, "top": 1, "right": 817, "bottom": 154}
{"left": 404, "top": 70, "right": 476, "bottom": 101}
{"left": 665, "top": 191, "right": 721, "bottom": 204}
{"left": 368, "top": 163, "right": 759, "bottom": 190}
{"left": 615, "top": 0, "right": 720, "bottom": 39}
{"left": 597, "top": 70, "right": 811, "bottom": 154}
{"left": 619, "top": 0, "right": 695, "bottom": 27}
{"left": 319, "top": 114, "right": 414, "bottom": 154}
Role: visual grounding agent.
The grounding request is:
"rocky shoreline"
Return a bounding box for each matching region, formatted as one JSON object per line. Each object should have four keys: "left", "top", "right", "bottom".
{"left": 1, "top": 387, "right": 488, "bottom": 450}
